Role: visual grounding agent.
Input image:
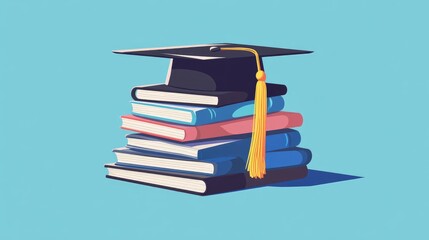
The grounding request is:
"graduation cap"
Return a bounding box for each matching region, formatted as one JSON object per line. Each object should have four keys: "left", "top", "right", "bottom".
{"left": 114, "top": 43, "right": 312, "bottom": 179}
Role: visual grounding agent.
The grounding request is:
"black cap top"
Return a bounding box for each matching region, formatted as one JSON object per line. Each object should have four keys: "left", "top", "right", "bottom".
{"left": 113, "top": 43, "right": 312, "bottom": 60}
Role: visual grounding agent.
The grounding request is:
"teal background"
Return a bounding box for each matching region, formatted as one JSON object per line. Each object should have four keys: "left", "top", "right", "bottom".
{"left": 1, "top": 0, "right": 428, "bottom": 239}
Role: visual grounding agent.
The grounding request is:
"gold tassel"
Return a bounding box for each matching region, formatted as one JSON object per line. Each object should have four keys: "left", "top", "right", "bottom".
{"left": 246, "top": 70, "right": 267, "bottom": 179}
{"left": 209, "top": 46, "right": 268, "bottom": 179}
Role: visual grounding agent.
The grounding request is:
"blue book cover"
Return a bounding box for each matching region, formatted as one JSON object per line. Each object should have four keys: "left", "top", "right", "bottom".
{"left": 126, "top": 129, "right": 301, "bottom": 159}
{"left": 130, "top": 96, "right": 285, "bottom": 125}
{"left": 113, "top": 147, "right": 312, "bottom": 176}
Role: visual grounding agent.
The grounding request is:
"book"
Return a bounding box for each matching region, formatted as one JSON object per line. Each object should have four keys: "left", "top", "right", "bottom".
{"left": 130, "top": 96, "right": 285, "bottom": 126}
{"left": 125, "top": 129, "right": 301, "bottom": 159}
{"left": 121, "top": 111, "right": 303, "bottom": 142}
{"left": 113, "top": 147, "right": 312, "bottom": 176}
{"left": 105, "top": 163, "right": 308, "bottom": 195}
{"left": 131, "top": 83, "right": 287, "bottom": 107}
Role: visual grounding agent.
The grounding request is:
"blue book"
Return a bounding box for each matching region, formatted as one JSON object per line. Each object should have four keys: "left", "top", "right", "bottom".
{"left": 130, "top": 96, "right": 285, "bottom": 125}
{"left": 126, "top": 129, "right": 301, "bottom": 159}
{"left": 113, "top": 147, "right": 312, "bottom": 176}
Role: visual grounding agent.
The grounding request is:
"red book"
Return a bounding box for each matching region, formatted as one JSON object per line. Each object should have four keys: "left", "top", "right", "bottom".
{"left": 121, "top": 111, "right": 303, "bottom": 142}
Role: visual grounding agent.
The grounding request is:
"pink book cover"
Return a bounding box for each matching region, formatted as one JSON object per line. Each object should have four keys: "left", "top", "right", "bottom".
{"left": 121, "top": 111, "right": 303, "bottom": 142}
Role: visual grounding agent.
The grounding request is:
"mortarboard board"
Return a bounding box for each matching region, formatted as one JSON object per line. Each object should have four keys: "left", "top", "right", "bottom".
{"left": 113, "top": 43, "right": 312, "bottom": 179}
{"left": 113, "top": 43, "right": 311, "bottom": 59}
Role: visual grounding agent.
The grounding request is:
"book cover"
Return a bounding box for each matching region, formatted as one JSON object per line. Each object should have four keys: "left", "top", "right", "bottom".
{"left": 105, "top": 163, "right": 308, "bottom": 196}
{"left": 126, "top": 129, "right": 301, "bottom": 159}
{"left": 121, "top": 111, "right": 303, "bottom": 142}
{"left": 113, "top": 147, "right": 312, "bottom": 176}
{"left": 131, "top": 96, "right": 285, "bottom": 125}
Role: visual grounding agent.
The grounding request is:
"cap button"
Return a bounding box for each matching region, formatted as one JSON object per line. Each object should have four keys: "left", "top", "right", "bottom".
{"left": 256, "top": 71, "right": 266, "bottom": 81}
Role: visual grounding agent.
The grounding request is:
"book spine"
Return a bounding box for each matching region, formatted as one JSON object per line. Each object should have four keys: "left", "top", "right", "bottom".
{"left": 182, "top": 127, "right": 198, "bottom": 141}
{"left": 194, "top": 112, "right": 303, "bottom": 141}
{"left": 265, "top": 148, "right": 312, "bottom": 169}
{"left": 194, "top": 97, "right": 285, "bottom": 126}
{"left": 192, "top": 108, "right": 214, "bottom": 126}
{"left": 198, "top": 129, "right": 300, "bottom": 159}
{"left": 265, "top": 130, "right": 301, "bottom": 151}
{"left": 204, "top": 166, "right": 308, "bottom": 195}
{"left": 131, "top": 87, "right": 139, "bottom": 101}
{"left": 202, "top": 173, "right": 247, "bottom": 195}
{"left": 211, "top": 144, "right": 309, "bottom": 175}
{"left": 244, "top": 166, "right": 308, "bottom": 188}
{"left": 212, "top": 159, "right": 241, "bottom": 176}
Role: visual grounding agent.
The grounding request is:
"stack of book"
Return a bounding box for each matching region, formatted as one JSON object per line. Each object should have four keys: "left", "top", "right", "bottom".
{"left": 105, "top": 43, "right": 313, "bottom": 195}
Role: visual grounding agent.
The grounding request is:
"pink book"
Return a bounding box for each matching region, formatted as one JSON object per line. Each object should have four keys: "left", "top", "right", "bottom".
{"left": 121, "top": 112, "right": 303, "bottom": 142}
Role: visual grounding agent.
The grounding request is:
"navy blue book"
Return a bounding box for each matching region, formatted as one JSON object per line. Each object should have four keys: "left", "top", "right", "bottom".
{"left": 125, "top": 129, "right": 301, "bottom": 159}
{"left": 131, "top": 83, "right": 286, "bottom": 107}
{"left": 113, "top": 147, "right": 312, "bottom": 176}
{"left": 105, "top": 163, "right": 308, "bottom": 196}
